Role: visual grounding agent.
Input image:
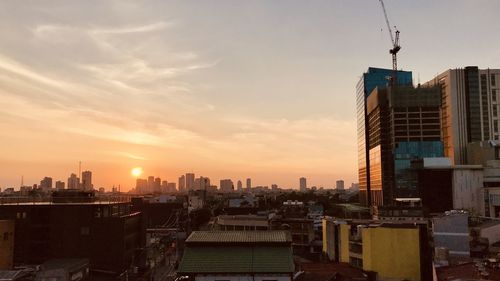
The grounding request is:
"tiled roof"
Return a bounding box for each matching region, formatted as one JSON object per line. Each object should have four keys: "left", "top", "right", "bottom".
{"left": 186, "top": 231, "right": 291, "bottom": 244}
{"left": 178, "top": 246, "right": 294, "bottom": 274}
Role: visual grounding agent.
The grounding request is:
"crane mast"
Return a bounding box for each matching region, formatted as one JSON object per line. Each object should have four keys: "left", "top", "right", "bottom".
{"left": 379, "top": 0, "right": 401, "bottom": 83}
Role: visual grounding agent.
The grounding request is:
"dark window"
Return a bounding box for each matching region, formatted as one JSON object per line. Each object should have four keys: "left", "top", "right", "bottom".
{"left": 492, "top": 74, "right": 496, "bottom": 86}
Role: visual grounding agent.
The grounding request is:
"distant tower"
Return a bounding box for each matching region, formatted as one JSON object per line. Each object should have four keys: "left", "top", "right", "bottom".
{"left": 147, "top": 176, "right": 155, "bottom": 193}
{"left": 81, "top": 171, "right": 93, "bottom": 190}
{"left": 40, "top": 177, "right": 53, "bottom": 190}
{"left": 67, "top": 173, "right": 80, "bottom": 189}
{"left": 186, "top": 173, "right": 195, "bottom": 191}
{"left": 336, "top": 180, "right": 345, "bottom": 190}
{"left": 299, "top": 177, "right": 307, "bottom": 192}
{"left": 237, "top": 180, "right": 243, "bottom": 191}
{"left": 178, "top": 175, "right": 186, "bottom": 192}
{"left": 246, "top": 178, "right": 251, "bottom": 191}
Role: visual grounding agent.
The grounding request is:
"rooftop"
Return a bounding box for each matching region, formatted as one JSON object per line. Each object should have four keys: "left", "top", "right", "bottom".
{"left": 186, "top": 231, "right": 291, "bottom": 244}
{"left": 178, "top": 246, "right": 294, "bottom": 274}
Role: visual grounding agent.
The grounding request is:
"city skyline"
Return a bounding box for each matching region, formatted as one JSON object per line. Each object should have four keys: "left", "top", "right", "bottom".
{"left": 1, "top": 1, "right": 500, "bottom": 190}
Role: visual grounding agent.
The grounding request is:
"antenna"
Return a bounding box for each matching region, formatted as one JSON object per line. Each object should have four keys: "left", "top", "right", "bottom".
{"left": 21, "top": 175, "right": 24, "bottom": 187}
{"left": 79, "top": 161, "right": 82, "bottom": 179}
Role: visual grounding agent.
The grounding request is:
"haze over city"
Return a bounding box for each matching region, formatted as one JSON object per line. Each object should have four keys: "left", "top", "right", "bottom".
{"left": 1, "top": 1, "right": 500, "bottom": 190}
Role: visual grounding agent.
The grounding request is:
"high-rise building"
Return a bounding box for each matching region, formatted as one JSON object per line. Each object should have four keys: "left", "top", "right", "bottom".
{"left": 179, "top": 175, "right": 186, "bottom": 192}
{"left": 186, "top": 173, "right": 195, "bottom": 191}
{"left": 161, "top": 180, "right": 168, "bottom": 193}
{"left": 167, "top": 182, "right": 176, "bottom": 192}
{"left": 220, "top": 179, "right": 234, "bottom": 192}
{"left": 67, "top": 173, "right": 80, "bottom": 189}
{"left": 336, "top": 180, "right": 344, "bottom": 190}
{"left": 154, "top": 177, "right": 161, "bottom": 193}
{"left": 136, "top": 178, "right": 148, "bottom": 194}
{"left": 357, "top": 67, "right": 413, "bottom": 206}
{"left": 147, "top": 176, "right": 155, "bottom": 193}
{"left": 299, "top": 177, "right": 307, "bottom": 192}
{"left": 424, "top": 67, "right": 500, "bottom": 165}
{"left": 40, "top": 177, "right": 53, "bottom": 190}
{"left": 364, "top": 84, "right": 443, "bottom": 205}
{"left": 55, "top": 180, "right": 65, "bottom": 190}
{"left": 81, "top": 171, "right": 92, "bottom": 191}
{"left": 246, "top": 178, "right": 251, "bottom": 190}
{"left": 237, "top": 180, "right": 243, "bottom": 191}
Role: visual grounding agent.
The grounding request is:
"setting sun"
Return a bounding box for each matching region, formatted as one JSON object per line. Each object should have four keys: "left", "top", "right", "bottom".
{"left": 131, "top": 167, "right": 143, "bottom": 177}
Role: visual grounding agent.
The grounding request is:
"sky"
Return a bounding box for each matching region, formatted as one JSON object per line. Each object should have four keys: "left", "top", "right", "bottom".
{"left": 1, "top": 1, "right": 499, "bottom": 190}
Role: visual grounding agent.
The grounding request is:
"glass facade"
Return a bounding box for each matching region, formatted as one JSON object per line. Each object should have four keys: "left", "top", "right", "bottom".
{"left": 356, "top": 68, "right": 412, "bottom": 206}
{"left": 394, "top": 141, "right": 444, "bottom": 198}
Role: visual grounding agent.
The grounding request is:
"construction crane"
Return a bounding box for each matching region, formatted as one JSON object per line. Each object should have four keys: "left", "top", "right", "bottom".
{"left": 379, "top": 0, "right": 401, "bottom": 83}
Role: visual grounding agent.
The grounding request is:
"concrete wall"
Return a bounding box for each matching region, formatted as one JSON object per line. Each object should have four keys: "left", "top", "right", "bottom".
{"left": 0, "top": 220, "right": 15, "bottom": 270}
{"left": 362, "top": 227, "right": 421, "bottom": 281}
{"left": 452, "top": 168, "right": 484, "bottom": 214}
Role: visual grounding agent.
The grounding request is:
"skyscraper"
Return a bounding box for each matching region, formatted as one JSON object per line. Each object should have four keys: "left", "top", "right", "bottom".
{"left": 220, "top": 179, "right": 234, "bottom": 192}
{"left": 147, "top": 176, "right": 155, "bottom": 193}
{"left": 336, "top": 180, "right": 344, "bottom": 190}
{"left": 237, "top": 180, "right": 242, "bottom": 191}
{"left": 424, "top": 67, "right": 500, "bottom": 164}
{"left": 67, "top": 173, "right": 80, "bottom": 189}
{"left": 40, "top": 177, "right": 52, "bottom": 190}
{"left": 186, "top": 173, "right": 195, "bottom": 191}
{"left": 246, "top": 178, "right": 251, "bottom": 190}
{"left": 154, "top": 177, "right": 161, "bottom": 193}
{"left": 81, "top": 171, "right": 92, "bottom": 191}
{"left": 179, "top": 175, "right": 186, "bottom": 192}
{"left": 299, "top": 177, "right": 307, "bottom": 192}
{"left": 357, "top": 67, "right": 413, "bottom": 206}
{"left": 365, "top": 85, "right": 443, "bottom": 205}
{"left": 55, "top": 180, "right": 65, "bottom": 190}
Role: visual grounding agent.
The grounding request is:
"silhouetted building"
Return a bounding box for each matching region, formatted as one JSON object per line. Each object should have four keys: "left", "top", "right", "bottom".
{"left": 300, "top": 177, "right": 307, "bottom": 192}
{"left": 0, "top": 220, "right": 14, "bottom": 270}
{"left": 39, "top": 177, "right": 52, "bottom": 190}
{"left": 81, "top": 171, "right": 92, "bottom": 191}
{"left": 67, "top": 173, "right": 79, "bottom": 189}
{"left": 55, "top": 181, "right": 65, "bottom": 190}
{"left": 336, "top": 180, "right": 344, "bottom": 190}
{"left": 246, "top": 178, "right": 251, "bottom": 191}
{"left": 136, "top": 178, "right": 147, "bottom": 194}
{"left": 178, "top": 175, "right": 186, "bottom": 192}
{"left": 185, "top": 173, "right": 195, "bottom": 191}
{"left": 220, "top": 179, "right": 234, "bottom": 192}
{"left": 237, "top": 180, "right": 242, "bottom": 191}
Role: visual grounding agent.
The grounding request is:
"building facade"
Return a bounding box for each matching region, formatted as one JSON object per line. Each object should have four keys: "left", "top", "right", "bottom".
{"left": 357, "top": 67, "right": 413, "bottom": 206}
{"left": 424, "top": 67, "right": 500, "bottom": 165}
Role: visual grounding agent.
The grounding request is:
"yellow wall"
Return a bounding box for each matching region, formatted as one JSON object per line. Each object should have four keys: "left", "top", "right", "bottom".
{"left": 339, "top": 224, "right": 350, "bottom": 263}
{"left": 362, "top": 227, "right": 421, "bottom": 281}
{"left": 0, "top": 220, "right": 15, "bottom": 270}
{"left": 322, "top": 219, "right": 328, "bottom": 253}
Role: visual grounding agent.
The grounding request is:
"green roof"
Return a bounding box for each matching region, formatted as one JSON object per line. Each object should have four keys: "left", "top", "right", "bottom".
{"left": 178, "top": 246, "right": 294, "bottom": 274}
{"left": 186, "top": 231, "right": 291, "bottom": 244}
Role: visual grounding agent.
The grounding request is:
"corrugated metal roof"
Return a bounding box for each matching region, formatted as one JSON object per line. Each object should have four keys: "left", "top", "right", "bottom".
{"left": 178, "top": 246, "right": 294, "bottom": 274}
{"left": 186, "top": 231, "right": 291, "bottom": 243}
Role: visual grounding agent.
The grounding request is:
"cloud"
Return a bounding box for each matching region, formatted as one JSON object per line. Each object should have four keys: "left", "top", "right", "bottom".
{"left": 91, "top": 21, "right": 173, "bottom": 35}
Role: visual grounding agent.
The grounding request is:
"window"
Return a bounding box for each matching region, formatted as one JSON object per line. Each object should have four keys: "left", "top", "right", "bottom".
{"left": 493, "top": 90, "right": 497, "bottom": 102}
{"left": 492, "top": 74, "right": 496, "bottom": 86}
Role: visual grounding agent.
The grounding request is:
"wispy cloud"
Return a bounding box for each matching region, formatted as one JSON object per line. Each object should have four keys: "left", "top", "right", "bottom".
{"left": 91, "top": 21, "right": 173, "bottom": 35}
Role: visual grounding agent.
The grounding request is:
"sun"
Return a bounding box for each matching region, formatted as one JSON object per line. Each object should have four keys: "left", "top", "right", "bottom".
{"left": 131, "top": 167, "right": 143, "bottom": 177}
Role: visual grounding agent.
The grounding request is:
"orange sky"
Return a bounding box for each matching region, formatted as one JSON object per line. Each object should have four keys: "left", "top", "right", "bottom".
{"left": 2, "top": 1, "right": 499, "bottom": 190}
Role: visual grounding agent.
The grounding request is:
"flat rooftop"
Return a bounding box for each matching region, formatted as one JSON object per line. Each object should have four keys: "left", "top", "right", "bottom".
{"left": 186, "top": 231, "right": 291, "bottom": 244}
